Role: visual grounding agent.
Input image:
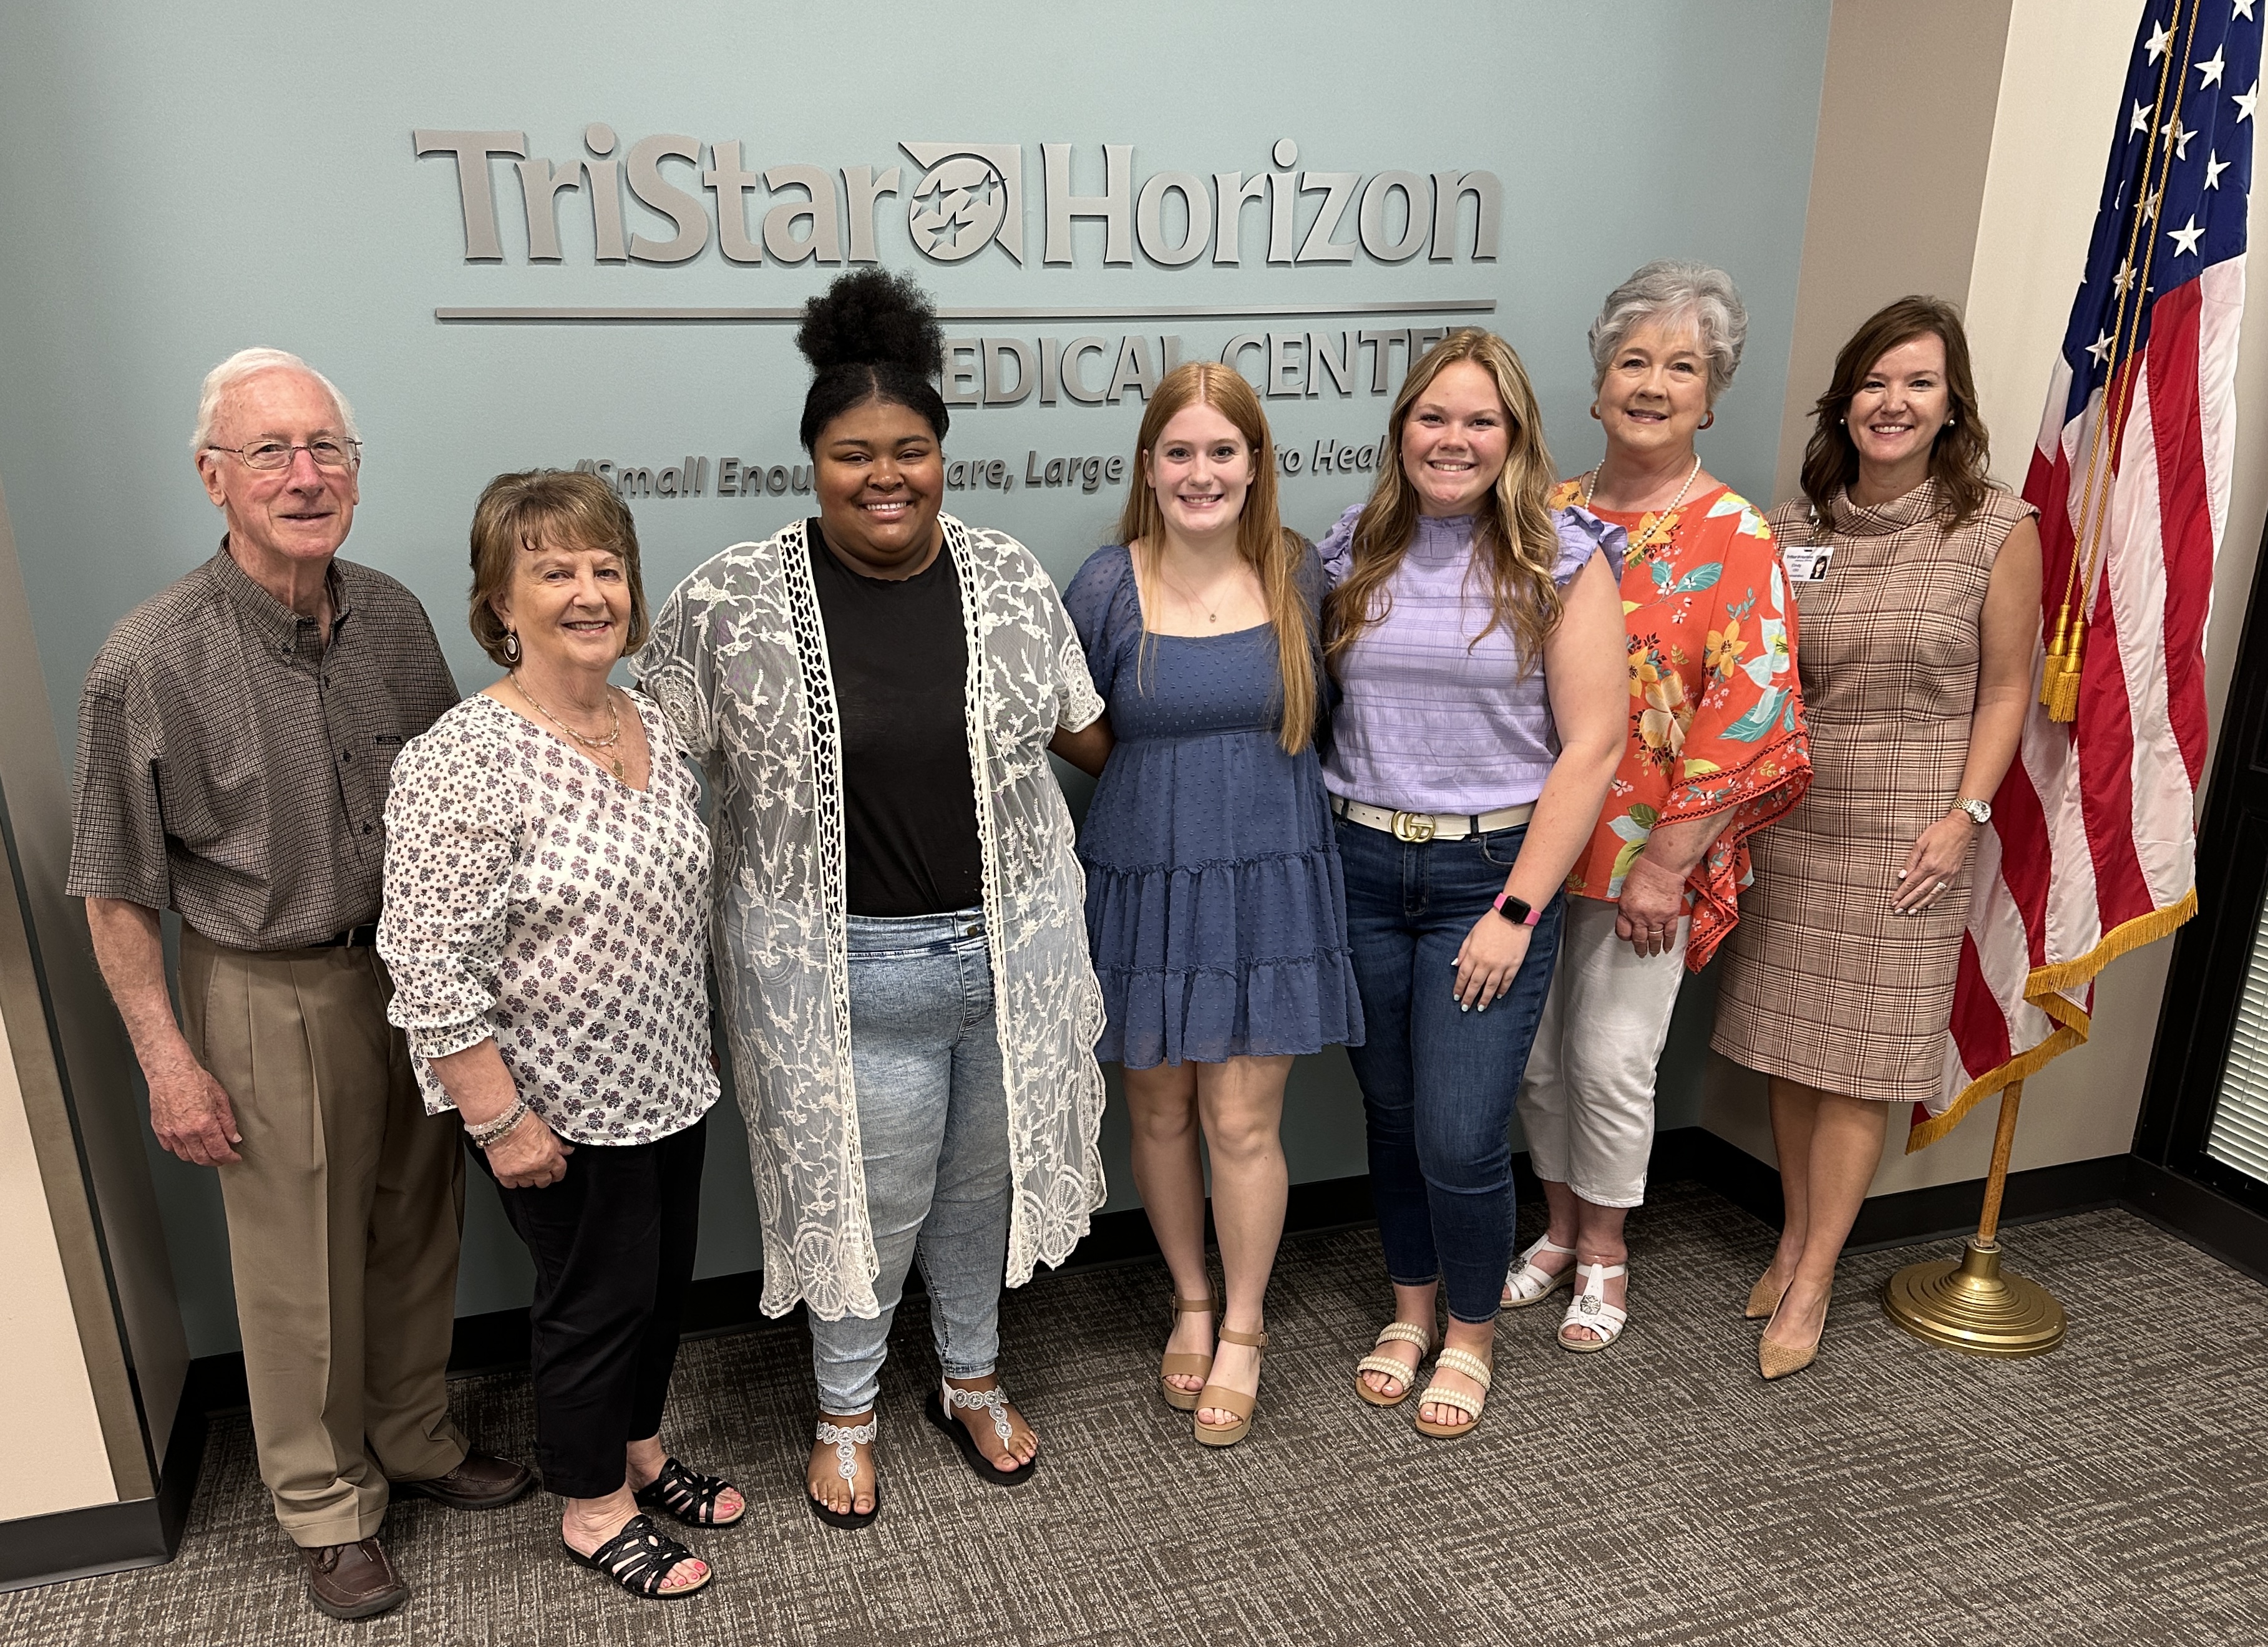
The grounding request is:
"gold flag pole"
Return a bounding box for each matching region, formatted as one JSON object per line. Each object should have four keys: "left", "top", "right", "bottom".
{"left": 1882, "top": 1079, "right": 2068, "bottom": 1356}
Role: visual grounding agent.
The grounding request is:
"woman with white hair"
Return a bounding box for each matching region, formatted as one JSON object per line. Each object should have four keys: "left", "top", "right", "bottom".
{"left": 1507, "top": 261, "right": 1810, "bottom": 1353}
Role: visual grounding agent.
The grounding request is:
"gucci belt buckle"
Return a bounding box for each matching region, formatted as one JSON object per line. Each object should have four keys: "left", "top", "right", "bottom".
{"left": 1390, "top": 809, "right": 1436, "bottom": 843}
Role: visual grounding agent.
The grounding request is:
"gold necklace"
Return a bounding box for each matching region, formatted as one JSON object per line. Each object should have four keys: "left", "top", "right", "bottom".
{"left": 1582, "top": 454, "right": 1703, "bottom": 554}
{"left": 1149, "top": 547, "right": 1242, "bottom": 624}
{"left": 513, "top": 676, "right": 626, "bottom": 780}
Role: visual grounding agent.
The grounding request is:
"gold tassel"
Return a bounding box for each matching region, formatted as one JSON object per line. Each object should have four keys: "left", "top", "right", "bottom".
{"left": 2039, "top": 606, "right": 2071, "bottom": 710}
{"left": 2047, "top": 629, "right": 2082, "bottom": 722}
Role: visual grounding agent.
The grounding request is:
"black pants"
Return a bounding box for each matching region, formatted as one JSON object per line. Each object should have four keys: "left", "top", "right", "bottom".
{"left": 475, "top": 1116, "right": 707, "bottom": 1499}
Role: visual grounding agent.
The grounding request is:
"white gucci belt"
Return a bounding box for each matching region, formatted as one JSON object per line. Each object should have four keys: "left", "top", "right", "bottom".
{"left": 1330, "top": 796, "right": 1536, "bottom": 842}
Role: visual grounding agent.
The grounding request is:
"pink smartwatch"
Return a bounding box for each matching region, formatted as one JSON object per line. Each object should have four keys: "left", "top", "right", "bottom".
{"left": 1491, "top": 892, "right": 1541, "bottom": 928}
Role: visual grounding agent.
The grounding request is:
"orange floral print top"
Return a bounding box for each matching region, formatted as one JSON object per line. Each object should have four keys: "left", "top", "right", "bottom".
{"left": 1552, "top": 477, "right": 1811, "bottom": 970}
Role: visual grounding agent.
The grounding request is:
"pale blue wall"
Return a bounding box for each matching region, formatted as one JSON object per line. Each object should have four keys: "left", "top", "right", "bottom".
{"left": 0, "top": 0, "right": 1832, "bottom": 1356}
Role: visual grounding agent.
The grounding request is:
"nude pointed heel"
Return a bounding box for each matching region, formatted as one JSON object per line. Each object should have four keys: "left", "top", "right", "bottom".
{"left": 1745, "top": 1270, "right": 1788, "bottom": 1321}
{"left": 1158, "top": 1294, "right": 1217, "bottom": 1412}
{"left": 1758, "top": 1286, "right": 1829, "bottom": 1381}
{"left": 1192, "top": 1328, "right": 1267, "bottom": 1447}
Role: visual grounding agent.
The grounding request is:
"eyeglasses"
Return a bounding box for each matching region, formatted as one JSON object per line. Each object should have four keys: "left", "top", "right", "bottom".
{"left": 204, "top": 438, "right": 361, "bottom": 472}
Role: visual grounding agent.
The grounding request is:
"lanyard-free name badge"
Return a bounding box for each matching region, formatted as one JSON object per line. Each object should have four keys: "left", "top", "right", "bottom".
{"left": 1782, "top": 545, "right": 1834, "bottom": 583}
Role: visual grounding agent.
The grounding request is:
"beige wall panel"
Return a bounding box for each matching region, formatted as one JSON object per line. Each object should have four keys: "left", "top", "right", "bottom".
{"left": 0, "top": 1004, "right": 119, "bottom": 1521}
{"left": 1771, "top": 0, "right": 2016, "bottom": 505}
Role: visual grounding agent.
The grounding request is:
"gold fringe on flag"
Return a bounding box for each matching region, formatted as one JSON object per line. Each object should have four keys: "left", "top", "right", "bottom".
{"left": 1906, "top": 887, "right": 2197, "bottom": 1152}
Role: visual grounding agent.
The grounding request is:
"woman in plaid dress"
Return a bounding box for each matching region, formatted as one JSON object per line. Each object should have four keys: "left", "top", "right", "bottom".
{"left": 1712, "top": 297, "right": 2041, "bottom": 1381}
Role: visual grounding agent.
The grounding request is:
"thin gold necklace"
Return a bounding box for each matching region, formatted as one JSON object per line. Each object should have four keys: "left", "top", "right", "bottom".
{"left": 1148, "top": 545, "right": 1242, "bottom": 625}
{"left": 1582, "top": 454, "right": 1703, "bottom": 554}
{"left": 513, "top": 676, "right": 626, "bottom": 780}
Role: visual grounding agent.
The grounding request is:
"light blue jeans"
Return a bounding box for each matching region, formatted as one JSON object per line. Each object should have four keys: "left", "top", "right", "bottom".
{"left": 809, "top": 906, "right": 1013, "bottom": 1414}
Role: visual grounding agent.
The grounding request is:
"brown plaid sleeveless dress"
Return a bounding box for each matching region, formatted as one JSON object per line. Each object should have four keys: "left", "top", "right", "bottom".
{"left": 1711, "top": 479, "right": 2036, "bottom": 1105}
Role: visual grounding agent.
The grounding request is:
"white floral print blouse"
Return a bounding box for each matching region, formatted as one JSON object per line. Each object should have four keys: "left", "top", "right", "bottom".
{"left": 636, "top": 515, "right": 1108, "bottom": 1321}
{"left": 378, "top": 691, "right": 720, "bottom": 1145}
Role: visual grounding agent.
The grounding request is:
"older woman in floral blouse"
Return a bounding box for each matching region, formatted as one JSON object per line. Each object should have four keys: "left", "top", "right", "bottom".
{"left": 381, "top": 469, "right": 737, "bottom": 1602}
{"left": 638, "top": 270, "right": 1111, "bottom": 1528}
{"left": 1509, "top": 262, "right": 1809, "bottom": 1353}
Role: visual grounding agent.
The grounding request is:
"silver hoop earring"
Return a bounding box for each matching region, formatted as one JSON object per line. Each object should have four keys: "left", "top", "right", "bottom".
{"left": 502, "top": 631, "right": 521, "bottom": 665}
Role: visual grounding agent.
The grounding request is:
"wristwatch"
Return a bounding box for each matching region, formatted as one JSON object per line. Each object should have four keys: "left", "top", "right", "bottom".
{"left": 1955, "top": 797, "right": 1992, "bottom": 827}
{"left": 1491, "top": 891, "right": 1542, "bottom": 928}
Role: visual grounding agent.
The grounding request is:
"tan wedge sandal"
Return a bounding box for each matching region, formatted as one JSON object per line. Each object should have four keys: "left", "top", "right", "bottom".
{"left": 1353, "top": 1321, "right": 1435, "bottom": 1407}
{"left": 1192, "top": 1328, "right": 1267, "bottom": 1447}
{"left": 1158, "top": 1295, "right": 1218, "bottom": 1412}
{"left": 1412, "top": 1347, "right": 1492, "bottom": 1439}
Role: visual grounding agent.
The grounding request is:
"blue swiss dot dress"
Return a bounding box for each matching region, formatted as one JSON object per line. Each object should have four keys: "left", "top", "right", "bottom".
{"left": 1065, "top": 543, "right": 1364, "bottom": 1069}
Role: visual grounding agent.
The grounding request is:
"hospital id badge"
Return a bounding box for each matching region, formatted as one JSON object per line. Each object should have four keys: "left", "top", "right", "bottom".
{"left": 1782, "top": 545, "right": 1834, "bottom": 583}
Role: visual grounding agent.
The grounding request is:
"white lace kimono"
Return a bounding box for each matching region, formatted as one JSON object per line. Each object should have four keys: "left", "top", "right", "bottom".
{"left": 636, "top": 514, "right": 1109, "bottom": 1321}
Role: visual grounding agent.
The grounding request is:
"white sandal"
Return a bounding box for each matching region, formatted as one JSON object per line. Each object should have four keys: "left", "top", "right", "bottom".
{"left": 1413, "top": 1347, "right": 1492, "bottom": 1439}
{"left": 1557, "top": 1261, "right": 1628, "bottom": 1354}
{"left": 1502, "top": 1234, "right": 1576, "bottom": 1308}
{"left": 1353, "top": 1321, "right": 1435, "bottom": 1407}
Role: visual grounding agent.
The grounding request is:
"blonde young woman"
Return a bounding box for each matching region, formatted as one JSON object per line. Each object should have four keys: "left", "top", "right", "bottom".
{"left": 1066, "top": 363, "right": 1363, "bottom": 1447}
{"left": 1325, "top": 332, "right": 1626, "bottom": 1437}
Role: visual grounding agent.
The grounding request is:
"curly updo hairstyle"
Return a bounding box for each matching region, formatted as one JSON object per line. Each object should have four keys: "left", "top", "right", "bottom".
{"left": 796, "top": 268, "right": 950, "bottom": 451}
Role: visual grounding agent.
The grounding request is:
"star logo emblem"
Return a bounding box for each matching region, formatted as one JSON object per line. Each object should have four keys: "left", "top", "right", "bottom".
{"left": 2168, "top": 214, "right": 2205, "bottom": 256}
{"left": 2206, "top": 149, "right": 2232, "bottom": 188}
{"left": 2085, "top": 330, "right": 2116, "bottom": 368}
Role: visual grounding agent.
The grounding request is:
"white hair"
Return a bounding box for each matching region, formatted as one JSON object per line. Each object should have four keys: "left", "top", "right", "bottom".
{"left": 1587, "top": 261, "right": 1748, "bottom": 406}
{"left": 190, "top": 347, "right": 361, "bottom": 459}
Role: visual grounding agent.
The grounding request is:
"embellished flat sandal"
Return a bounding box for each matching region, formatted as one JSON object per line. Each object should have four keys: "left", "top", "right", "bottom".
{"left": 634, "top": 1456, "right": 746, "bottom": 1528}
{"left": 807, "top": 1416, "right": 880, "bottom": 1530}
{"left": 1192, "top": 1328, "right": 1267, "bottom": 1448}
{"left": 565, "top": 1512, "right": 710, "bottom": 1599}
{"left": 925, "top": 1381, "right": 1038, "bottom": 1486}
{"left": 1353, "top": 1321, "right": 1436, "bottom": 1408}
{"left": 1159, "top": 1293, "right": 1218, "bottom": 1412}
{"left": 1502, "top": 1234, "right": 1577, "bottom": 1309}
{"left": 1557, "top": 1261, "right": 1629, "bottom": 1354}
{"left": 1412, "top": 1347, "right": 1492, "bottom": 1439}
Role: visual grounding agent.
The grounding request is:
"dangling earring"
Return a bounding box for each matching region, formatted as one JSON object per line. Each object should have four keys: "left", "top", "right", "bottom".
{"left": 502, "top": 630, "right": 521, "bottom": 665}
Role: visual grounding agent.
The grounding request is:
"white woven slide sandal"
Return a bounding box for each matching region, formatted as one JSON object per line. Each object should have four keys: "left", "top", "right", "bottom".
{"left": 1413, "top": 1346, "right": 1492, "bottom": 1439}
{"left": 1353, "top": 1321, "right": 1435, "bottom": 1407}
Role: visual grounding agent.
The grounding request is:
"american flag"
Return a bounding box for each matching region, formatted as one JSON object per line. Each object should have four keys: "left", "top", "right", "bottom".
{"left": 1922, "top": 0, "right": 2260, "bottom": 1149}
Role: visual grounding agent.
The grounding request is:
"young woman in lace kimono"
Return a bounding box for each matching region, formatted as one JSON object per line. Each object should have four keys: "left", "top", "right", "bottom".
{"left": 638, "top": 270, "right": 1113, "bottom": 1527}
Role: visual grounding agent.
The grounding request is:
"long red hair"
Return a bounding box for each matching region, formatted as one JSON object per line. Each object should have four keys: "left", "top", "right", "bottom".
{"left": 1114, "top": 362, "right": 1317, "bottom": 754}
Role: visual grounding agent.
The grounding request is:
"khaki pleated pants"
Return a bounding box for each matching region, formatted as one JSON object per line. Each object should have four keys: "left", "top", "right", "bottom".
{"left": 180, "top": 929, "right": 468, "bottom": 1547}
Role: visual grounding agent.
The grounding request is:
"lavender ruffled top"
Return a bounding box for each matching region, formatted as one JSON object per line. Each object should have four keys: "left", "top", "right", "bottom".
{"left": 1318, "top": 503, "right": 1619, "bottom": 815}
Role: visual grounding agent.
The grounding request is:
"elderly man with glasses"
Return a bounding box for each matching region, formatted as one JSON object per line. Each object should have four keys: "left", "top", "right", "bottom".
{"left": 67, "top": 347, "right": 530, "bottom": 1621}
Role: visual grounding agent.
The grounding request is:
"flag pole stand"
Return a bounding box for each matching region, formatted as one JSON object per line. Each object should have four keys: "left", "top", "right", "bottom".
{"left": 1882, "top": 1080, "right": 2068, "bottom": 1357}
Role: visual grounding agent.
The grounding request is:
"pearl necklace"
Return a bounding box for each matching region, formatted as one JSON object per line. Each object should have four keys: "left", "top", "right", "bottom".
{"left": 1582, "top": 454, "right": 1703, "bottom": 553}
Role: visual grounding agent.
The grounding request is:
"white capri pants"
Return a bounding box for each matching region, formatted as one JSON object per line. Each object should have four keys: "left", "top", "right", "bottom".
{"left": 1517, "top": 895, "right": 1691, "bottom": 1208}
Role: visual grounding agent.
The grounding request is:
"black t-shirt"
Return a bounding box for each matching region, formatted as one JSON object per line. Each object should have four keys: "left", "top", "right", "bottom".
{"left": 807, "top": 522, "right": 985, "bottom": 917}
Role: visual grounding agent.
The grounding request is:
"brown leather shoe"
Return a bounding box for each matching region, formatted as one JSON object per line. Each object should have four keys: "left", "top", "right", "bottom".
{"left": 392, "top": 1449, "right": 534, "bottom": 1511}
{"left": 304, "top": 1536, "right": 407, "bottom": 1620}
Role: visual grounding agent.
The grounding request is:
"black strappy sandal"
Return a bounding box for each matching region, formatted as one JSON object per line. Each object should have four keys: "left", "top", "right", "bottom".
{"left": 923, "top": 1381, "right": 1038, "bottom": 1487}
{"left": 633, "top": 1457, "right": 746, "bottom": 1528}
{"left": 564, "top": 1513, "right": 711, "bottom": 1599}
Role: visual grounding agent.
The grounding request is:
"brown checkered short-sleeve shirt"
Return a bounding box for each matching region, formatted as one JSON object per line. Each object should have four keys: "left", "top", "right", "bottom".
{"left": 67, "top": 542, "right": 459, "bottom": 950}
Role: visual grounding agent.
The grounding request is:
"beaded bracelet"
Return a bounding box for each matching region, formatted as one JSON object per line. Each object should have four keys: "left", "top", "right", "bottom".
{"left": 464, "top": 1095, "right": 530, "bottom": 1149}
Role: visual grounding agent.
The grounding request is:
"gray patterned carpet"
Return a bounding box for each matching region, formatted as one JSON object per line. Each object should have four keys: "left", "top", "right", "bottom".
{"left": 6, "top": 1182, "right": 2266, "bottom": 1646}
